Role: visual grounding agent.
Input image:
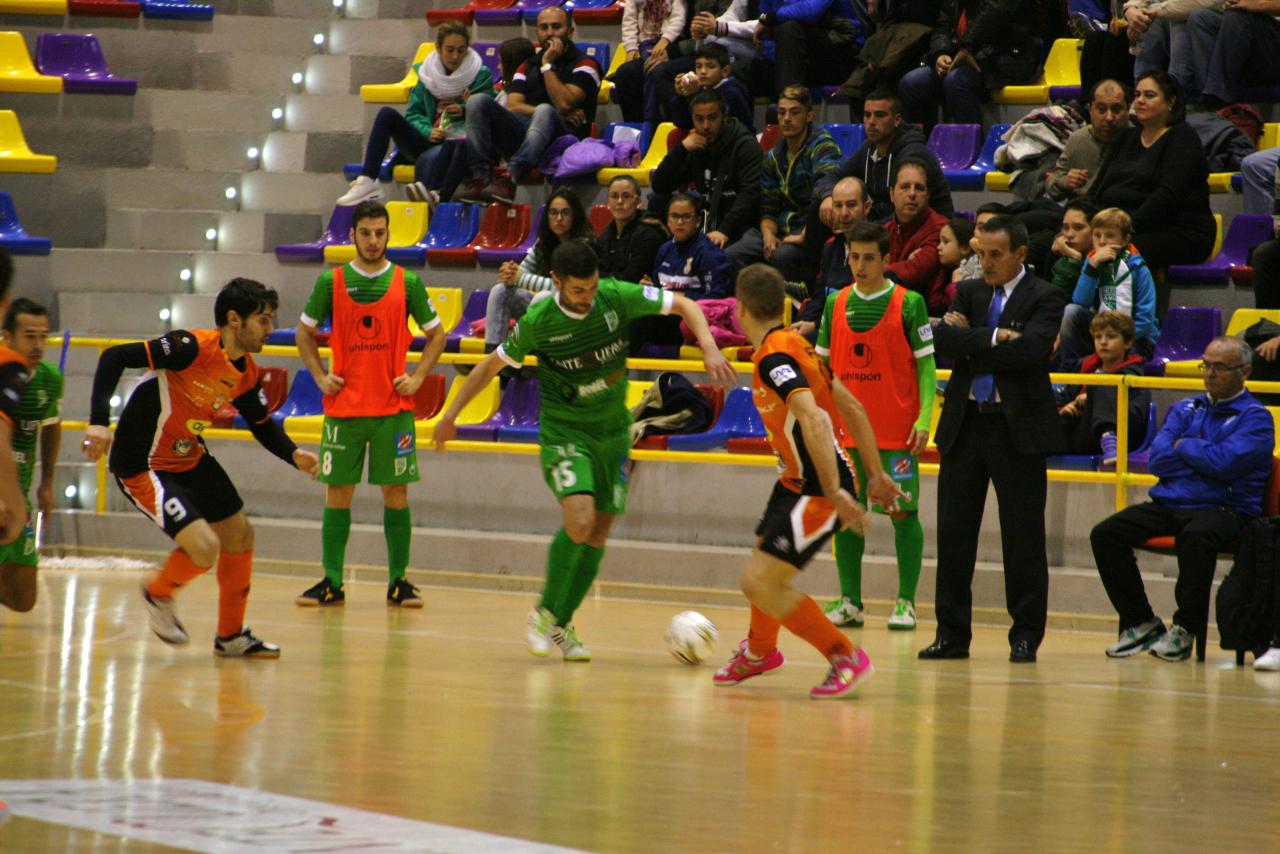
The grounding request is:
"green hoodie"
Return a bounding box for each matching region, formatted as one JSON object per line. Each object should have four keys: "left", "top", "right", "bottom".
{"left": 405, "top": 64, "right": 496, "bottom": 138}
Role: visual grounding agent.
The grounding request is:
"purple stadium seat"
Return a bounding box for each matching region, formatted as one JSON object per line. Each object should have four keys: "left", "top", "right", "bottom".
{"left": 0, "top": 192, "right": 51, "bottom": 255}
{"left": 478, "top": 206, "right": 541, "bottom": 267}
{"left": 475, "top": 42, "right": 501, "bottom": 81}
{"left": 822, "top": 123, "right": 864, "bottom": 160}
{"left": 1166, "top": 215, "right": 1275, "bottom": 285}
{"left": 472, "top": 0, "right": 521, "bottom": 23}
{"left": 35, "top": 33, "right": 136, "bottom": 95}
{"left": 460, "top": 376, "right": 540, "bottom": 441}
{"left": 947, "top": 123, "right": 1008, "bottom": 191}
{"left": 520, "top": 0, "right": 563, "bottom": 24}
{"left": 927, "top": 123, "right": 981, "bottom": 171}
{"left": 495, "top": 379, "right": 542, "bottom": 442}
{"left": 445, "top": 289, "right": 489, "bottom": 353}
{"left": 266, "top": 317, "right": 328, "bottom": 346}
{"left": 1144, "top": 306, "right": 1222, "bottom": 376}
{"left": 276, "top": 205, "right": 354, "bottom": 263}
{"left": 423, "top": 202, "right": 484, "bottom": 266}
{"left": 141, "top": 0, "right": 212, "bottom": 19}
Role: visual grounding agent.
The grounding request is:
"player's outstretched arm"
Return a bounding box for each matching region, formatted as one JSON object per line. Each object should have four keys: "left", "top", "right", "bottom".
{"left": 788, "top": 389, "right": 865, "bottom": 536}
{"left": 296, "top": 321, "right": 343, "bottom": 396}
{"left": 831, "top": 378, "right": 906, "bottom": 512}
{"left": 434, "top": 351, "right": 507, "bottom": 450}
{"left": 668, "top": 294, "right": 737, "bottom": 388}
{"left": 394, "top": 322, "right": 447, "bottom": 397}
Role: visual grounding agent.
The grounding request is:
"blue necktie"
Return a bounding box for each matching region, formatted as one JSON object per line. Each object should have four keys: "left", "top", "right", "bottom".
{"left": 971, "top": 286, "right": 1005, "bottom": 404}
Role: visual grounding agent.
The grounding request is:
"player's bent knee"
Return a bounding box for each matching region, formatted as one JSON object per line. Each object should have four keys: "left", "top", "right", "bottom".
{"left": 565, "top": 516, "right": 594, "bottom": 544}
{"left": 182, "top": 528, "right": 221, "bottom": 567}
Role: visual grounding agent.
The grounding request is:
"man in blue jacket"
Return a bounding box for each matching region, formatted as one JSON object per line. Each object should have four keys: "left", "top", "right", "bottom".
{"left": 755, "top": 0, "right": 869, "bottom": 93}
{"left": 1090, "top": 337, "right": 1275, "bottom": 662}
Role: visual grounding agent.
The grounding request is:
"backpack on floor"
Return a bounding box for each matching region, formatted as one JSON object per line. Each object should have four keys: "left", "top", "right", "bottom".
{"left": 1215, "top": 515, "right": 1280, "bottom": 659}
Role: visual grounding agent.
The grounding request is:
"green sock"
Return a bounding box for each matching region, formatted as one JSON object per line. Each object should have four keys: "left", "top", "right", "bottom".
{"left": 833, "top": 527, "right": 865, "bottom": 604}
{"left": 893, "top": 512, "right": 924, "bottom": 602}
{"left": 384, "top": 506, "right": 412, "bottom": 584}
{"left": 555, "top": 544, "right": 604, "bottom": 626}
{"left": 538, "top": 529, "right": 581, "bottom": 616}
{"left": 321, "top": 507, "right": 351, "bottom": 588}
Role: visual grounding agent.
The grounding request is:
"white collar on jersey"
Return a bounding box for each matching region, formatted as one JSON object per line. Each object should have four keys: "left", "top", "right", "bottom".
{"left": 555, "top": 291, "right": 591, "bottom": 320}
{"left": 346, "top": 260, "right": 391, "bottom": 279}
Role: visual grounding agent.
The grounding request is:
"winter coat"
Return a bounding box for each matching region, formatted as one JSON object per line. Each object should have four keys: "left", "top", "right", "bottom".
{"left": 761, "top": 126, "right": 844, "bottom": 236}
{"left": 652, "top": 117, "right": 764, "bottom": 243}
{"left": 652, "top": 231, "right": 735, "bottom": 300}
{"left": 824, "top": 125, "right": 955, "bottom": 221}
{"left": 1073, "top": 244, "right": 1161, "bottom": 345}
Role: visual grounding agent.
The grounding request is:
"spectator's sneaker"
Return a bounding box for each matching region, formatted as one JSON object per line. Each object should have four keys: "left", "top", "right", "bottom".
{"left": 551, "top": 624, "right": 591, "bottom": 661}
{"left": 387, "top": 578, "right": 424, "bottom": 608}
{"left": 483, "top": 175, "right": 517, "bottom": 204}
{"left": 713, "top": 639, "right": 784, "bottom": 686}
{"left": 810, "top": 648, "right": 874, "bottom": 699}
{"left": 142, "top": 585, "right": 189, "bottom": 645}
{"left": 214, "top": 627, "right": 281, "bottom": 658}
{"left": 527, "top": 606, "right": 555, "bottom": 657}
{"left": 1067, "top": 11, "right": 1106, "bottom": 37}
{"left": 337, "top": 175, "right": 384, "bottom": 206}
{"left": 824, "top": 596, "right": 865, "bottom": 628}
{"left": 1105, "top": 618, "right": 1166, "bottom": 658}
{"left": 1099, "top": 431, "right": 1118, "bottom": 467}
{"left": 1149, "top": 624, "right": 1194, "bottom": 661}
{"left": 887, "top": 598, "right": 917, "bottom": 631}
{"left": 404, "top": 180, "right": 427, "bottom": 202}
{"left": 296, "top": 578, "right": 345, "bottom": 607}
{"left": 454, "top": 178, "right": 490, "bottom": 204}
{"left": 1255, "top": 647, "right": 1280, "bottom": 670}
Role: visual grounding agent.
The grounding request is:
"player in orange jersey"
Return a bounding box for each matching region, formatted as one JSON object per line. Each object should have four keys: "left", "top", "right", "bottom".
{"left": 83, "top": 278, "right": 319, "bottom": 657}
{"left": 713, "top": 264, "right": 904, "bottom": 699}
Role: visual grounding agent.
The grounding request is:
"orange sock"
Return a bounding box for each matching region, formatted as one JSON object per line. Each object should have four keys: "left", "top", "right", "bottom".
{"left": 216, "top": 550, "right": 253, "bottom": 639}
{"left": 747, "top": 605, "right": 781, "bottom": 659}
{"left": 781, "top": 596, "right": 854, "bottom": 661}
{"left": 146, "top": 548, "right": 209, "bottom": 599}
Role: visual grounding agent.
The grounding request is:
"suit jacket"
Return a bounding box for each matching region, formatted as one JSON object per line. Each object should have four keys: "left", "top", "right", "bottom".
{"left": 933, "top": 272, "right": 1066, "bottom": 455}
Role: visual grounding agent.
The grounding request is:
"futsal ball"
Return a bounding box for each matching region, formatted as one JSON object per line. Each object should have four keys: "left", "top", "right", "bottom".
{"left": 665, "top": 611, "right": 719, "bottom": 665}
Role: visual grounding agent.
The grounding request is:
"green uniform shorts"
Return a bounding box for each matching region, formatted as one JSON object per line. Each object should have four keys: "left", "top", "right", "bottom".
{"left": 318, "top": 411, "right": 419, "bottom": 485}
{"left": 851, "top": 447, "right": 921, "bottom": 515}
{"left": 539, "top": 425, "right": 631, "bottom": 514}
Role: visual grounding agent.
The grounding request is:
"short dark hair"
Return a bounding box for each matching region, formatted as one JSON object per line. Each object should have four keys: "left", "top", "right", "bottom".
{"left": 550, "top": 239, "right": 599, "bottom": 281}
{"left": 975, "top": 201, "right": 1009, "bottom": 218}
{"left": 608, "top": 174, "right": 641, "bottom": 196}
{"left": 864, "top": 90, "right": 902, "bottom": 115}
{"left": 1089, "top": 78, "right": 1130, "bottom": 105}
{"left": 2, "top": 297, "right": 47, "bottom": 334}
{"left": 0, "top": 248, "right": 10, "bottom": 302}
{"left": 351, "top": 199, "right": 389, "bottom": 229}
{"left": 846, "top": 222, "right": 890, "bottom": 256}
{"left": 946, "top": 216, "right": 975, "bottom": 249}
{"left": 689, "top": 87, "right": 726, "bottom": 112}
{"left": 977, "top": 214, "right": 1029, "bottom": 251}
{"left": 215, "top": 277, "right": 279, "bottom": 327}
{"left": 499, "top": 37, "right": 536, "bottom": 83}
{"left": 778, "top": 85, "right": 812, "bottom": 110}
{"left": 694, "top": 42, "right": 730, "bottom": 67}
{"left": 890, "top": 156, "right": 930, "bottom": 189}
{"left": 735, "top": 264, "right": 786, "bottom": 321}
{"left": 667, "top": 192, "right": 702, "bottom": 215}
{"left": 1063, "top": 198, "right": 1099, "bottom": 221}
{"left": 1091, "top": 310, "right": 1136, "bottom": 345}
{"left": 1136, "top": 70, "right": 1186, "bottom": 124}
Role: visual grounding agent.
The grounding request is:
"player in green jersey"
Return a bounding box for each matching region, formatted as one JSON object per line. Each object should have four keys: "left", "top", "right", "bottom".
{"left": 0, "top": 298, "right": 61, "bottom": 612}
{"left": 435, "top": 240, "right": 736, "bottom": 660}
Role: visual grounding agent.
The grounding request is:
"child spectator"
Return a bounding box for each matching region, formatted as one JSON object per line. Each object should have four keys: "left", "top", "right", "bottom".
{"left": 670, "top": 43, "right": 755, "bottom": 132}
{"left": 495, "top": 37, "right": 536, "bottom": 107}
{"left": 928, "top": 217, "right": 975, "bottom": 315}
{"left": 1057, "top": 311, "right": 1151, "bottom": 465}
{"left": 1049, "top": 199, "right": 1100, "bottom": 297}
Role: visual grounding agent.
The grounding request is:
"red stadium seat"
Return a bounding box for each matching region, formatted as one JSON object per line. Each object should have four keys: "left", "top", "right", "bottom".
{"left": 589, "top": 204, "right": 610, "bottom": 233}
{"left": 211, "top": 367, "right": 289, "bottom": 428}
{"left": 412, "top": 374, "right": 448, "bottom": 420}
{"left": 425, "top": 203, "right": 530, "bottom": 267}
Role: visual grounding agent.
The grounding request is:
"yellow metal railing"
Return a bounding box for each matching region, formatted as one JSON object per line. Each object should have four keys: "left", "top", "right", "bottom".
{"left": 56, "top": 335, "right": 1280, "bottom": 516}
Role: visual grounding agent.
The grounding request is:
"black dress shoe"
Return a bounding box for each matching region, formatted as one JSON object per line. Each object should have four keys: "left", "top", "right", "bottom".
{"left": 918, "top": 638, "right": 970, "bottom": 660}
{"left": 1009, "top": 640, "right": 1037, "bottom": 663}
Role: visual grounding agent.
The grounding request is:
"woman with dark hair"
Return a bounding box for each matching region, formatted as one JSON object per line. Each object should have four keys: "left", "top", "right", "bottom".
{"left": 1087, "top": 70, "right": 1216, "bottom": 315}
{"left": 484, "top": 189, "right": 595, "bottom": 350}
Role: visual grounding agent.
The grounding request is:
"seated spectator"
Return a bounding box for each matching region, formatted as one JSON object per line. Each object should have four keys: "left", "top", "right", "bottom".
{"left": 1056, "top": 311, "right": 1151, "bottom": 464}
{"left": 652, "top": 0, "right": 765, "bottom": 113}
{"left": 1126, "top": 0, "right": 1217, "bottom": 86}
{"left": 594, "top": 175, "right": 667, "bottom": 282}
{"left": 484, "top": 190, "right": 594, "bottom": 351}
{"left": 884, "top": 158, "right": 948, "bottom": 299}
{"left": 670, "top": 43, "right": 755, "bottom": 132}
{"left": 755, "top": 0, "right": 869, "bottom": 94}
{"left": 651, "top": 89, "right": 763, "bottom": 248}
{"left": 1044, "top": 80, "right": 1129, "bottom": 204}
{"left": 632, "top": 193, "right": 734, "bottom": 351}
{"left": 791, "top": 175, "right": 871, "bottom": 340}
{"left": 1241, "top": 145, "right": 1280, "bottom": 217}
{"left": 1090, "top": 336, "right": 1275, "bottom": 661}
{"left": 897, "top": 0, "right": 1044, "bottom": 126}
{"left": 609, "top": 0, "right": 687, "bottom": 122}
{"left": 1079, "top": 4, "right": 1136, "bottom": 100}
{"left": 495, "top": 37, "right": 536, "bottom": 108}
{"left": 727, "top": 87, "right": 841, "bottom": 281}
{"left": 1186, "top": 1, "right": 1280, "bottom": 107}
{"left": 458, "top": 8, "right": 602, "bottom": 204}
{"left": 338, "top": 22, "right": 496, "bottom": 206}
{"left": 1048, "top": 199, "right": 1100, "bottom": 297}
{"left": 1060, "top": 207, "right": 1159, "bottom": 371}
{"left": 802, "top": 91, "right": 953, "bottom": 274}
{"left": 1087, "top": 71, "right": 1215, "bottom": 316}
{"left": 928, "top": 216, "right": 976, "bottom": 315}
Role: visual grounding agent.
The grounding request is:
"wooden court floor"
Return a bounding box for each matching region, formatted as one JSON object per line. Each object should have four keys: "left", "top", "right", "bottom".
{"left": 2, "top": 568, "right": 1280, "bottom": 852}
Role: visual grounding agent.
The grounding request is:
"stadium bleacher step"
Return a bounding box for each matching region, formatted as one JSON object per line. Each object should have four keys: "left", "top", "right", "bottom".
{"left": 151, "top": 128, "right": 280, "bottom": 171}
{"left": 47, "top": 247, "right": 197, "bottom": 291}
{"left": 55, "top": 291, "right": 175, "bottom": 336}
{"left": 101, "top": 166, "right": 242, "bottom": 209}
{"left": 238, "top": 169, "right": 351, "bottom": 213}
{"left": 195, "top": 51, "right": 315, "bottom": 94}
{"left": 138, "top": 89, "right": 284, "bottom": 132}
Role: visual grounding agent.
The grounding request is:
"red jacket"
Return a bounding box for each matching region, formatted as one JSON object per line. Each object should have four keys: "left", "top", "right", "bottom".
{"left": 886, "top": 206, "right": 948, "bottom": 298}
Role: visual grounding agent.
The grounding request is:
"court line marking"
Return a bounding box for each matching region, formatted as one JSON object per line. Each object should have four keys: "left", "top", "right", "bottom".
{"left": 0, "top": 679, "right": 103, "bottom": 743}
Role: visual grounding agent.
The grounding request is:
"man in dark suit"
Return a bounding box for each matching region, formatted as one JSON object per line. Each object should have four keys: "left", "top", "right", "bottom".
{"left": 920, "top": 216, "right": 1066, "bottom": 663}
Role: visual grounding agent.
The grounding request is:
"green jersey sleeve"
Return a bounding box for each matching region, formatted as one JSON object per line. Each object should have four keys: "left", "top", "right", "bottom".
{"left": 301, "top": 269, "right": 336, "bottom": 327}
{"left": 496, "top": 310, "right": 539, "bottom": 368}
{"left": 43, "top": 364, "right": 63, "bottom": 423}
{"left": 815, "top": 292, "right": 838, "bottom": 357}
{"left": 902, "top": 290, "right": 935, "bottom": 358}
{"left": 611, "top": 278, "right": 672, "bottom": 321}
{"left": 404, "top": 272, "right": 441, "bottom": 330}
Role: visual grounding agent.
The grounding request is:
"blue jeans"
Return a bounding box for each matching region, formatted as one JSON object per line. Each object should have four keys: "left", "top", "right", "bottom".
{"left": 611, "top": 40, "right": 664, "bottom": 123}
{"left": 1187, "top": 8, "right": 1280, "bottom": 103}
{"left": 1135, "top": 18, "right": 1195, "bottom": 88}
{"left": 484, "top": 284, "right": 535, "bottom": 346}
{"left": 898, "top": 64, "right": 986, "bottom": 126}
{"left": 415, "top": 138, "right": 469, "bottom": 200}
{"left": 362, "top": 106, "right": 430, "bottom": 179}
{"left": 465, "top": 94, "right": 575, "bottom": 182}
{"left": 1241, "top": 146, "right": 1280, "bottom": 216}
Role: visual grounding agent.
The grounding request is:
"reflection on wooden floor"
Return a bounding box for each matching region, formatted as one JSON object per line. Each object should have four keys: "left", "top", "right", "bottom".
{"left": 3, "top": 568, "right": 1280, "bottom": 852}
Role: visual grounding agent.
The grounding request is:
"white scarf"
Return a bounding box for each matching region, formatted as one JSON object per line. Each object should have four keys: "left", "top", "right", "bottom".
{"left": 418, "top": 47, "right": 483, "bottom": 101}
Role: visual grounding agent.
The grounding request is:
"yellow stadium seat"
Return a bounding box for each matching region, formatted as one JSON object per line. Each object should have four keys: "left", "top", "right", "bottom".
{"left": 422, "top": 287, "right": 463, "bottom": 335}
{"left": 0, "top": 0, "right": 66, "bottom": 12}
{"left": 992, "top": 38, "right": 1080, "bottom": 105}
{"left": 419, "top": 375, "right": 501, "bottom": 440}
{"left": 282, "top": 414, "right": 324, "bottom": 434}
{"left": 0, "top": 32, "right": 61, "bottom": 94}
{"left": 324, "top": 201, "right": 429, "bottom": 264}
{"left": 1163, "top": 361, "right": 1200, "bottom": 378}
{"left": 1262, "top": 123, "right": 1279, "bottom": 151}
{"left": 1208, "top": 213, "right": 1223, "bottom": 261}
{"left": 598, "top": 42, "right": 625, "bottom": 106}
{"left": 1226, "top": 308, "right": 1280, "bottom": 337}
{"left": 0, "top": 110, "right": 56, "bottom": 173}
{"left": 1271, "top": 408, "right": 1280, "bottom": 455}
{"left": 458, "top": 337, "right": 488, "bottom": 354}
{"left": 1207, "top": 172, "right": 1234, "bottom": 193}
{"left": 625, "top": 380, "right": 652, "bottom": 408}
{"left": 360, "top": 42, "right": 434, "bottom": 104}
{"left": 392, "top": 164, "right": 414, "bottom": 183}
{"left": 598, "top": 122, "right": 676, "bottom": 187}
{"left": 984, "top": 170, "right": 1013, "bottom": 192}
